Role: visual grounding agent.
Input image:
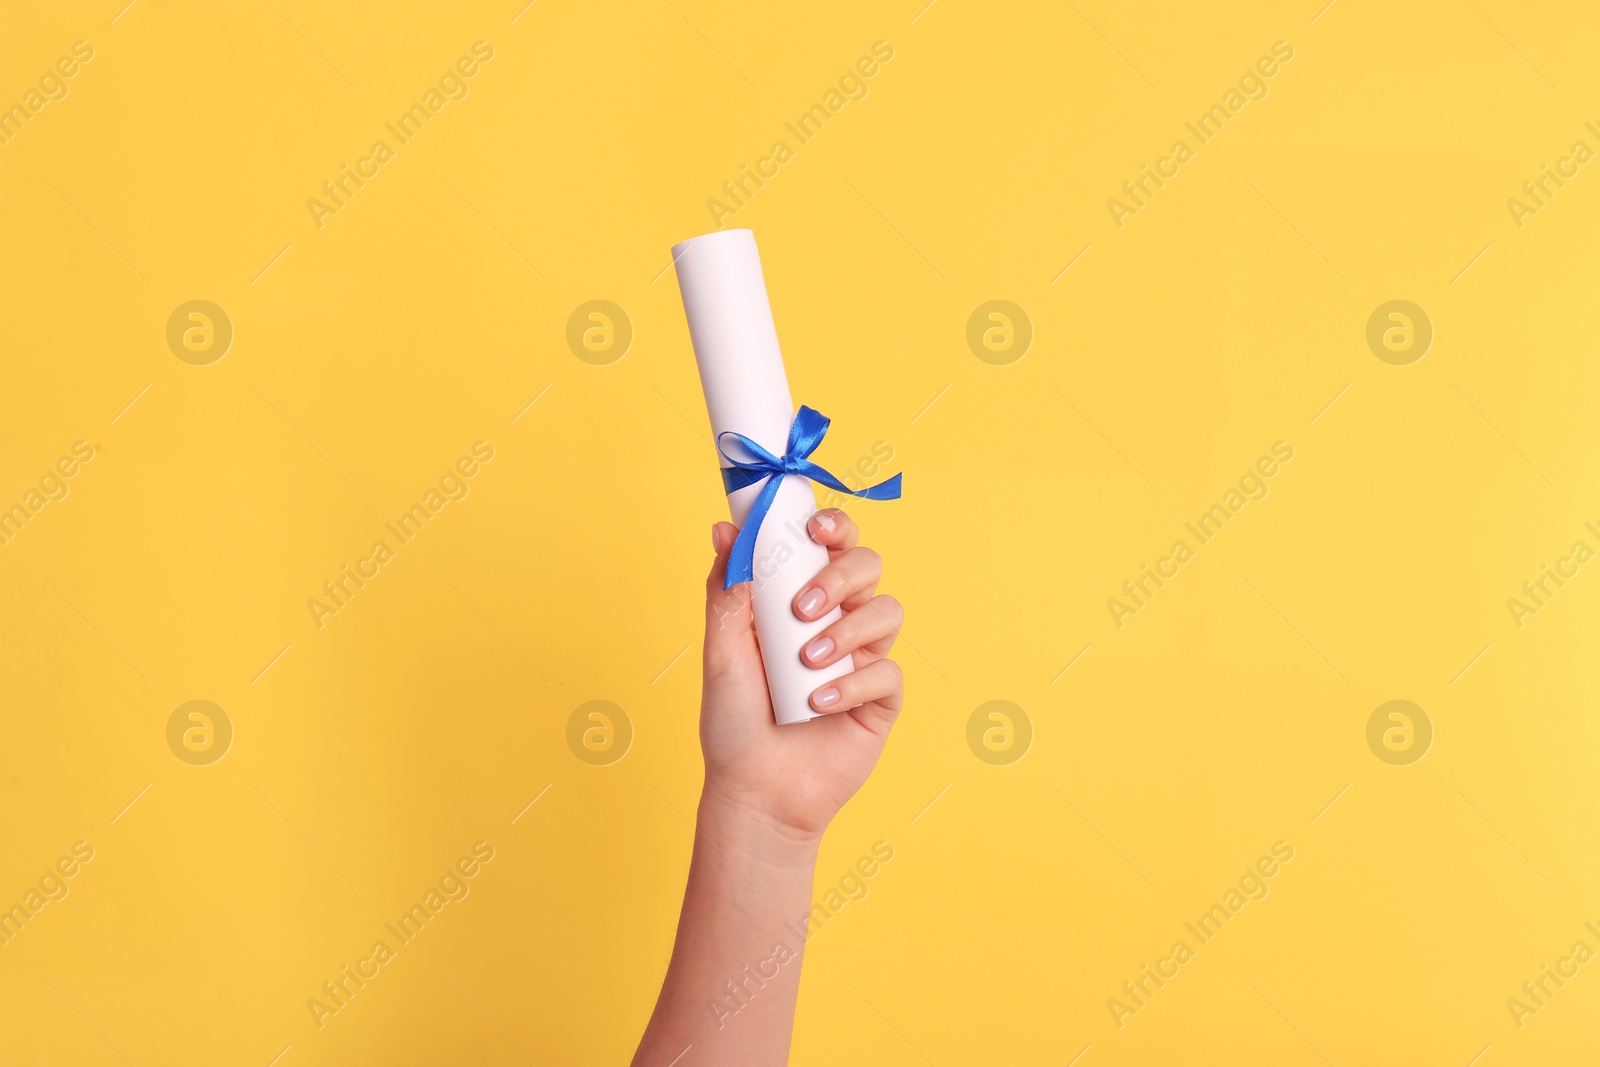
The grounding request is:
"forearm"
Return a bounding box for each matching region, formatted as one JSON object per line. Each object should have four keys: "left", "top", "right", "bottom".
{"left": 633, "top": 790, "right": 821, "bottom": 1067}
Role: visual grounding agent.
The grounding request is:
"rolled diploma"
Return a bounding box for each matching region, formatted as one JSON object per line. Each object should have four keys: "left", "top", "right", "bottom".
{"left": 674, "top": 228, "right": 852, "bottom": 725}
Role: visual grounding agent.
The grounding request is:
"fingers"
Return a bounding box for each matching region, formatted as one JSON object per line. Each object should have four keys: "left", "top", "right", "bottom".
{"left": 807, "top": 508, "right": 859, "bottom": 554}
{"left": 705, "top": 521, "right": 740, "bottom": 597}
{"left": 809, "top": 657, "right": 904, "bottom": 719}
{"left": 800, "top": 595, "right": 902, "bottom": 668}
{"left": 704, "top": 522, "right": 755, "bottom": 678}
{"left": 705, "top": 524, "right": 746, "bottom": 622}
{"left": 793, "top": 544, "right": 881, "bottom": 620}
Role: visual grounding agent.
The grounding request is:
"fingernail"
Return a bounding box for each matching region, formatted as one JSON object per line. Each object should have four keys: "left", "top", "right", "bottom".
{"left": 812, "top": 686, "right": 840, "bottom": 709}
{"left": 712, "top": 524, "right": 720, "bottom": 551}
{"left": 804, "top": 636, "right": 834, "bottom": 663}
{"left": 814, "top": 512, "right": 836, "bottom": 534}
{"left": 797, "top": 587, "right": 826, "bottom": 618}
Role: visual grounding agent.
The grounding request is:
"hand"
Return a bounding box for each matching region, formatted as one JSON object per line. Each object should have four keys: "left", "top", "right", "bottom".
{"left": 699, "top": 508, "right": 904, "bottom": 841}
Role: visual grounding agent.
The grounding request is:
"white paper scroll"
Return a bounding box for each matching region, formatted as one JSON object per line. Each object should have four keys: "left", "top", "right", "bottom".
{"left": 673, "top": 229, "right": 853, "bottom": 725}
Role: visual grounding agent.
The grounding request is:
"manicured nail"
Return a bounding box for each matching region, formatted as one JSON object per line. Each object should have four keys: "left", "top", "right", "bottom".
{"left": 812, "top": 687, "right": 840, "bottom": 709}
{"left": 712, "top": 524, "right": 720, "bottom": 551}
{"left": 797, "top": 587, "right": 826, "bottom": 618}
{"left": 814, "top": 512, "right": 836, "bottom": 534}
{"left": 804, "top": 636, "right": 834, "bottom": 663}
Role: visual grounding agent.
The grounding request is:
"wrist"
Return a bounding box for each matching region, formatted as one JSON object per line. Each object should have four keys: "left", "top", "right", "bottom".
{"left": 697, "top": 784, "right": 824, "bottom": 872}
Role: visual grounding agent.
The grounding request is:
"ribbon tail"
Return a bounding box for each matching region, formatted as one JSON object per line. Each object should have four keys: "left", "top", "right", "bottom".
{"left": 789, "top": 460, "right": 903, "bottom": 502}
{"left": 855, "top": 471, "right": 902, "bottom": 500}
{"left": 724, "top": 473, "right": 785, "bottom": 590}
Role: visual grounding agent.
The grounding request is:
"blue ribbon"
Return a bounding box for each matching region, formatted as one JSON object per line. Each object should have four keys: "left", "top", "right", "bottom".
{"left": 718, "top": 405, "right": 901, "bottom": 589}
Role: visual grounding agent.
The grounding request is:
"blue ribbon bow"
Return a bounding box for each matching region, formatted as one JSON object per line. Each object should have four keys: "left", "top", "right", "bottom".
{"left": 718, "top": 405, "right": 902, "bottom": 589}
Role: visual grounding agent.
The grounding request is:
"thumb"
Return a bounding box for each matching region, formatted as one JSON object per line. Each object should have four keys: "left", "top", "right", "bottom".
{"left": 704, "top": 521, "right": 758, "bottom": 679}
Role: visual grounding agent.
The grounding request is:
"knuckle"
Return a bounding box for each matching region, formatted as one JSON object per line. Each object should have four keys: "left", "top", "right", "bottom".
{"left": 850, "top": 545, "right": 882, "bottom": 571}
{"left": 819, "top": 567, "right": 850, "bottom": 597}
{"left": 874, "top": 594, "right": 904, "bottom": 625}
{"left": 881, "top": 658, "right": 904, "bottom": 685}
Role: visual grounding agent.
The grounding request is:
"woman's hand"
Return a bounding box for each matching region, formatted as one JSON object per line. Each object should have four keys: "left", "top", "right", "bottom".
{"left": 631, "top": 509, "right": 902, "bottom": 1066}
{"left": 698, "top": 507, "right": 904, "bottom": 841}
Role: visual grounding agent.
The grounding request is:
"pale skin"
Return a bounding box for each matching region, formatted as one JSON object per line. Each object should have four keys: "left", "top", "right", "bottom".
{"left": 631, "top": 508, "right": 905, "bottom": 1067}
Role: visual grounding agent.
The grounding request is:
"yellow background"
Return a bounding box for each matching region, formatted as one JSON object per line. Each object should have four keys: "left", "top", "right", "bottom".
{"left": 2, "top": 0, "right": 1598, "bottom": 1063}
